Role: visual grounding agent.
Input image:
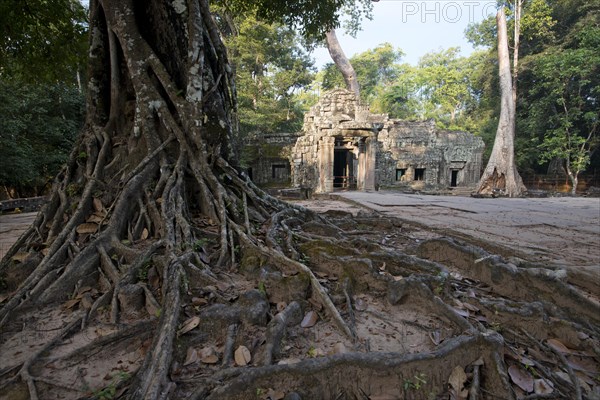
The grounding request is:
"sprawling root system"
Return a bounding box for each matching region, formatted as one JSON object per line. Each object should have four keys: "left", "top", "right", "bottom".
{"left": 1, "top": 208, "right": 599, "bottom": 400}
{"left": 0, "top": 0, "right": 599, "bottom": 399}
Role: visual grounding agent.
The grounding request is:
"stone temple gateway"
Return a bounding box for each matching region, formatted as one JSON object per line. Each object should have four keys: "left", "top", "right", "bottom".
{"left": 291, "top": 90, "right": 382, "bottom": 193}
{"left": 244, "top": 89, "right": 485, "bottom": 193}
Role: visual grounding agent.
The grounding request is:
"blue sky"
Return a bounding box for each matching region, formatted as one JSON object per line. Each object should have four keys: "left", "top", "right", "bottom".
{"left": 312, "top": 0, "right": 497, "bottom": 67}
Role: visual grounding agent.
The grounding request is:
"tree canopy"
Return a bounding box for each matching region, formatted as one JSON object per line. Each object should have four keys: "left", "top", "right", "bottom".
{"left": 0, "top": 0, "right": 87, "bottom": 83}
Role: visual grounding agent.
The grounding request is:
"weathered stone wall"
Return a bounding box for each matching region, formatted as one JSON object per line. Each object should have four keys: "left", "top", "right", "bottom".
{"left": 376, "top": 120, "right": 484, "bottom": 188}
{"left": 242, "top": 132, "right": 300, "bottom": 185}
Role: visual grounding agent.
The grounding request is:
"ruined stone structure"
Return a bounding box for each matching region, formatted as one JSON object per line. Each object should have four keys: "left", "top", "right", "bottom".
{"left": 243, "top": 89, "right": 484, "bottom": 193}
{"left": 376, "top": 119, "right": 485, "bottom": 189}
{"left": 291, "top": 89, "right": 484, "bottom": 193}
{"left": 242, "top": 132, "right": 300, "bottom": 186}
{"left": 291, "top": 90, "right": 384, "bottom": 193}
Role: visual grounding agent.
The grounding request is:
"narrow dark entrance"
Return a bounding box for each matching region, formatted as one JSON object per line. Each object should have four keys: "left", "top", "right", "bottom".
{"left": 334, "top": 149, "right": 353, "bottom": 189}
{"left": 451, "top": 170, "right": 459, "bottom": 187}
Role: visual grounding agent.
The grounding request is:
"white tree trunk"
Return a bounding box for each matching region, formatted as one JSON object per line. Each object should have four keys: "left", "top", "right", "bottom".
{"left": 476, "top": 8, "right": 526, "bottom": 197}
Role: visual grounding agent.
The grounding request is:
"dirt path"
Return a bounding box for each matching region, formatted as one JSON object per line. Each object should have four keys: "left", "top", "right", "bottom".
{"left": 3, "top": 193, "right": 599, "bottom": 269}
{"left": 0, "top": 212, "right": 37, "bottom": 260}
{"left": 331, "top": 191, "right": 600, "bottom": 267}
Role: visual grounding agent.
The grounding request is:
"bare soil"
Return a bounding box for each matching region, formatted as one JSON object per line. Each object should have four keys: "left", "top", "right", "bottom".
{"left": 1, "top": 198, "right": 599, "bottom": 399}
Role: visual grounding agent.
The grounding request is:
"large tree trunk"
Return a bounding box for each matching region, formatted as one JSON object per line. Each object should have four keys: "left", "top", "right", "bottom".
{"left": 325, "top": 29, "right": 360, "bottom": 97}
{"left": 476, "top": 8, "right": 526, "bottom": 197}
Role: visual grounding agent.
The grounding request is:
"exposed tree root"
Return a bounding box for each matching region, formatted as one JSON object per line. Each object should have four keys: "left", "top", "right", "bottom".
{"left": 205, "top": 333, "right": 511, "bottom": 400}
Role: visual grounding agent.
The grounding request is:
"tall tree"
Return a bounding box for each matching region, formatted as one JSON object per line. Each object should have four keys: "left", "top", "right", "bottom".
{"left": 476, "top": 8, "right": 526, "bottom": 196}
{"left": 225, "top": 16, "right": 315, "bottom": 135}
{"left": 323, "top": 0, "right": 375, "bottom": 96}
{"left": 322, "top": 42, "right": 402, "bottom": 104}
{"left": 325, "top": 29, "right": 360, "bottom": 96}
{"left": 0, "top": 0, "right": 87, "bottom": 196}
{"left": 0, "top": 81, "right": 84, "bottom": 197}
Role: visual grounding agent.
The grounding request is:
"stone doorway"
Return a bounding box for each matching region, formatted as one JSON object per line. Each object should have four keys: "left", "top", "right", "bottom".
{"left": 451, "top": 170, "right": 459, "bottom": 187}
{"left": 333, "top": 147, "right": 356, "bottom": 189}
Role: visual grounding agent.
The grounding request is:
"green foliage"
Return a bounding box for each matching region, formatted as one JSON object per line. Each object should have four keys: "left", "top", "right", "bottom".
{"left": 518, "top": 0, "right": 600, "bottom": 178}
{"left": 367, "top": 48, "right": 494, "bottom": 135}
{"left": 257, "top": 281, "right": 267, "bottom": 297}
{"left": 224, "top": 15, "right": 316, "bottom": 138}
{"left": 0, "top": 0, "right": 88, "bottom": 84}
{"left": 0, "top": 81, "right": 84, "bottom": 196}
{"left": 137, "top": 260, "right": 153, "bottom": 282}
{"left": 322, "top": 43, "right": 403, "bottom": 105}
{"left": 192, "top": 238, "right": 210, "bottom": 252}
{"left": 91, "top": 371, "right": 131, "bottom": 400}
{"left": 403, "top": 372, "right": 427, "bottom": 391}
{"left": 220, "top": 0, "right": 374, "bottom": 40}
{"left": 465, "top": 15, "right": 498, "bottom": 49}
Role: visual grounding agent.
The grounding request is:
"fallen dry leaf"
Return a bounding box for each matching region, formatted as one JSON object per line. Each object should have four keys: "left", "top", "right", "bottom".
{"left": 201, "top": 354, "right": 219, "bottom": 364}
{"left": 462, "top": 302, "right": 480, "bottom": 312}
{"left": 448, "top": 366, "right": 467, "bottom": 395}
{"left": 11, "top": 252, "right": 29, "bottom": 263}
{"left": 234, "top": 345, "right": 251, "bottom": 366}
{"left": 508, "top": 364, "right": 534, "bottom": 393}
{"left": 534, "top": 378, "right": 554, "bottom": 395}
{"left": 472, "top": 357, "right": 484, "bottom": 366}
{"left": 277, "top": 358, "right": 301, "bottom": 365}
{"left": 333, "top": 342, "right": 347, "bottom": 354}
{"left": 76, "top": 223, "right": 98, "bottom": 234}
{"left": 93, "top": 197, "right": 104, "bottom": 212}
{"left": 64, "top": 298, "right": 80, "bottom": 309}
{"left": 192, "top": 297, "right": 208, "bottom": 306}
{"left": 86, "top": 214, "right": 104, "bottom": 224}
{"left": 452, "top": 307, "right": 470, "bottom": 318}
{"left": 264, "top": 389, "right": 285, "bottom": 400}
{"left": 183, "top": 347, "right": 198, "bottom": 366}
{"left": 546, "top": 338, "right": 572, "bottom": 354}
{"left": 577, "top": 332, "right": 590, "bottom": 341}
{"left": 140, "top": 228, "right": 149, "bottom": 240}
{"left": 178, "top": 316, "right": 200, "bottom": 336}
{"left": 276, "top": 302, "right": 287, "bottom": 313}
{"left": 199, "top": 347, "right": 219, "bottom": 364}
{"left": 354, "top": 298, "right": 367, "bottom": 311}
{"left": 520, "top": 356, "right": 535, "bottom": 367}
{"left": 301, "top": 311, "right": 318, "bottom": 328}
